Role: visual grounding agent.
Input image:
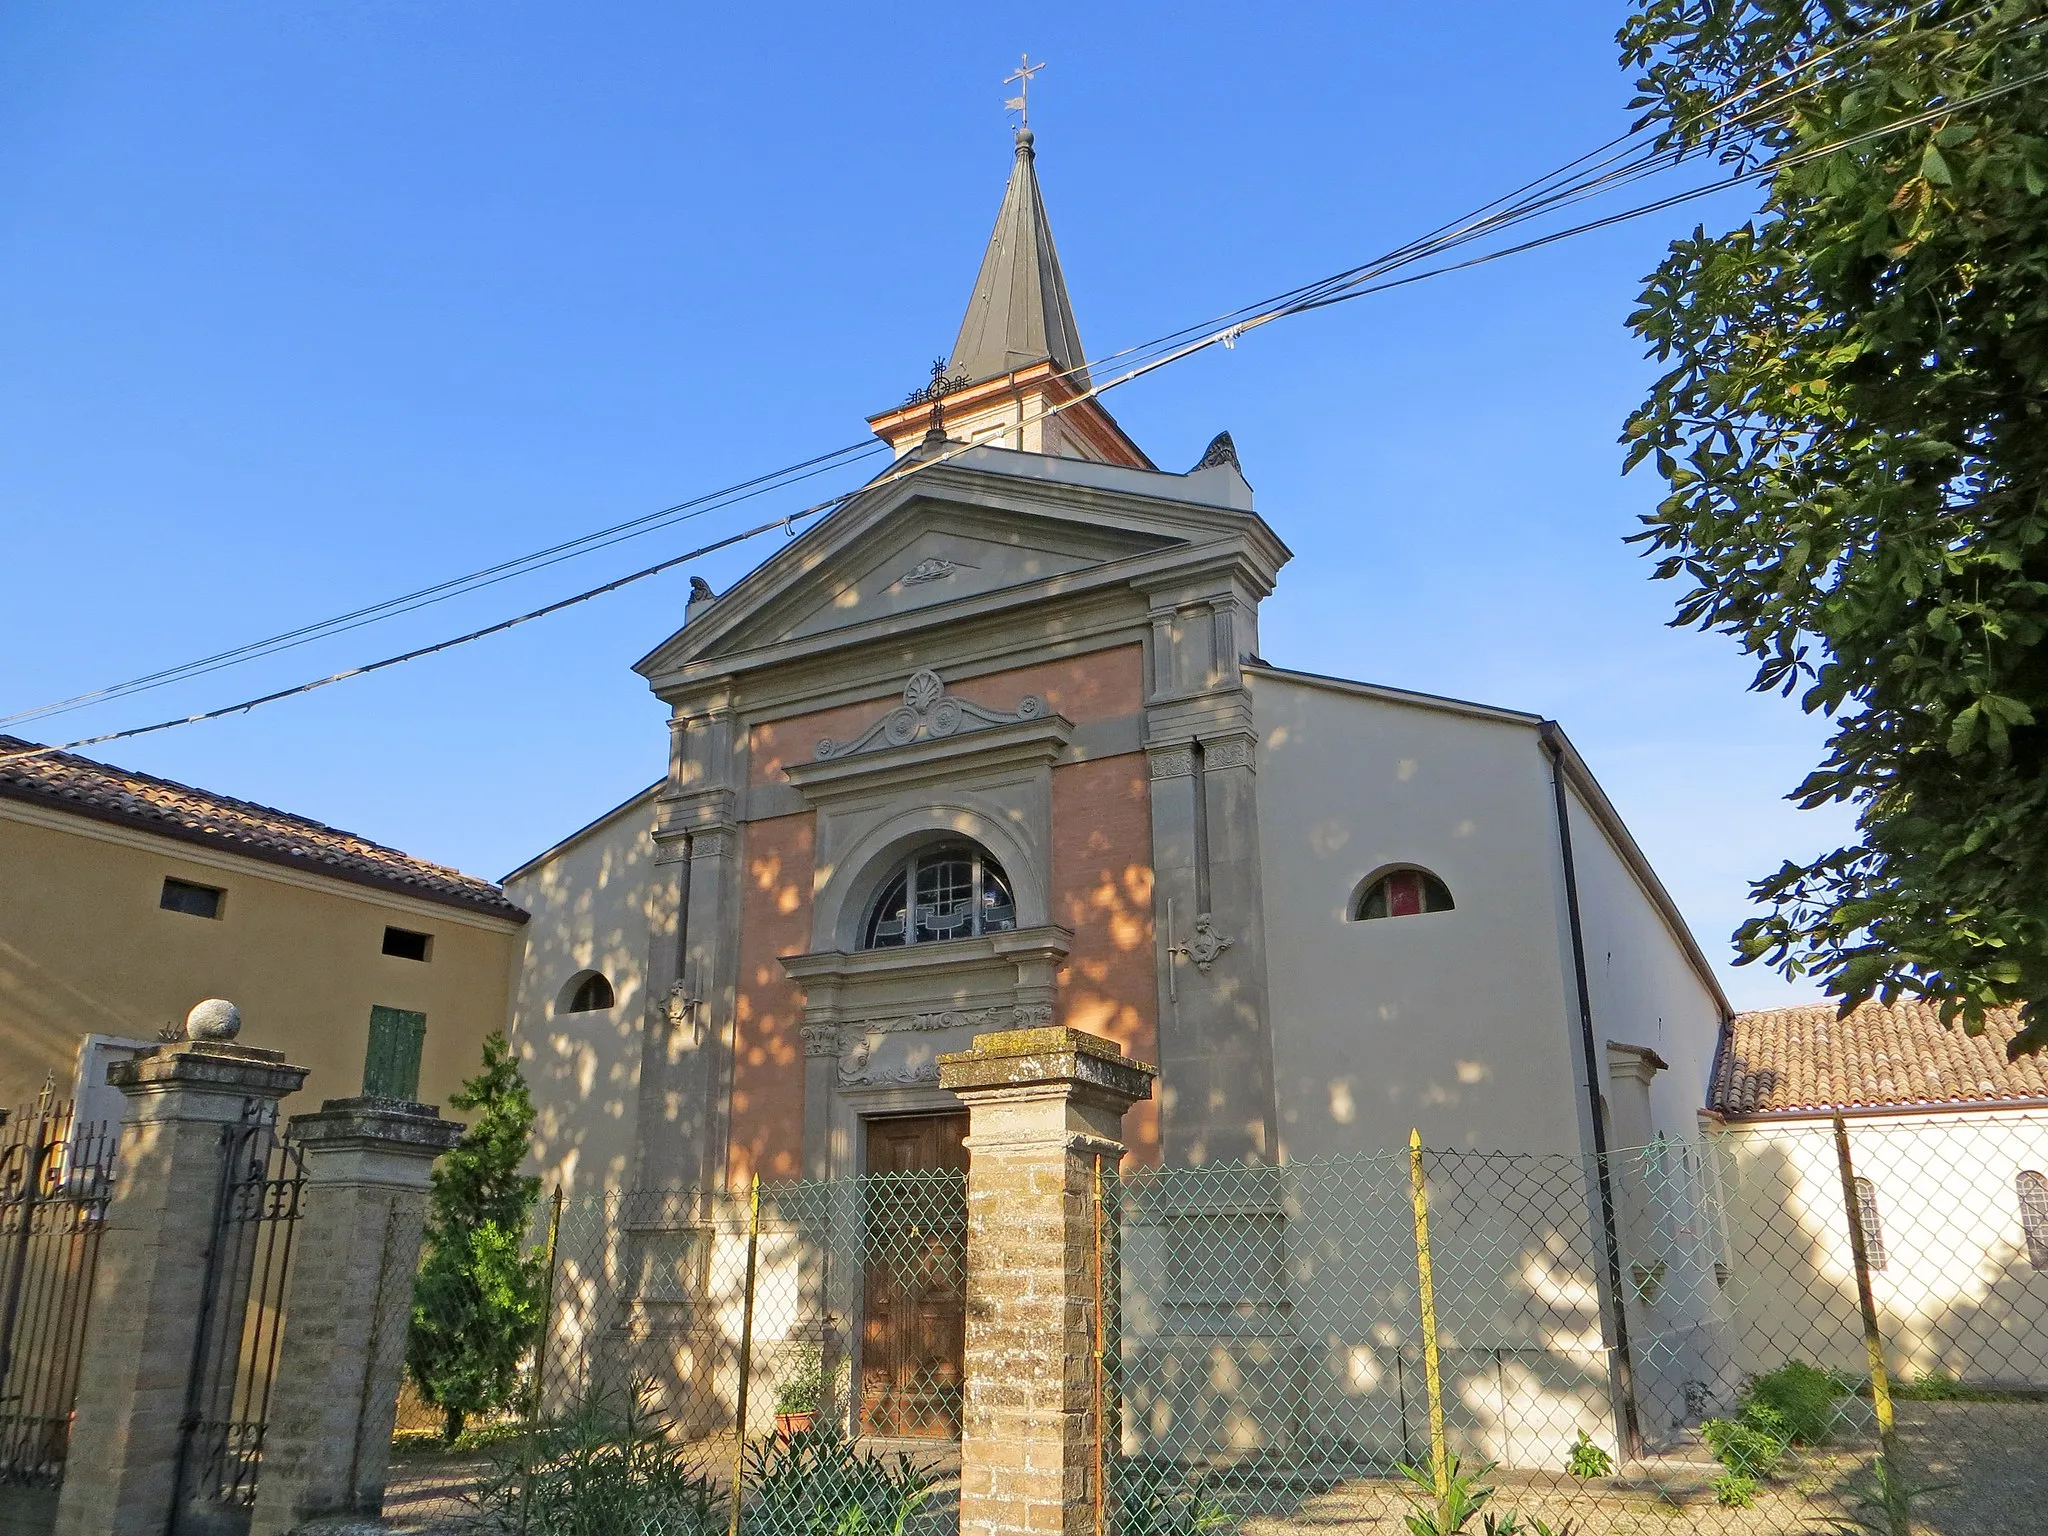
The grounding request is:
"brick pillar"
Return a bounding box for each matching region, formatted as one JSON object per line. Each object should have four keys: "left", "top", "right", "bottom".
{"left": 937, "top": 1027, "right": 1155, "bottom": 1536}
{"left": 249, "top": 1096, "right": 462, "bottom": 1536}
{"left": 55, "top": 1030, "right": 308, "bottom": 1536}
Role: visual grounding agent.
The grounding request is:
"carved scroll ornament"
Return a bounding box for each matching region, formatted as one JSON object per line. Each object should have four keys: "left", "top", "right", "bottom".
{"left": 815, "top": 669, "right": 1046, "bottom": 761}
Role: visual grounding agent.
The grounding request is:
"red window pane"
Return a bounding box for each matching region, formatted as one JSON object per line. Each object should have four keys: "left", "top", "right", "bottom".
{"left": 1386, "top": 871, "right": 1424, "bottom": 917}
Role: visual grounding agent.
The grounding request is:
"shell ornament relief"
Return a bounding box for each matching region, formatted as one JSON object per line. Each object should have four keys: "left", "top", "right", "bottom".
{"left": 814, "top": 668, "right": 1047, "bottom": 761}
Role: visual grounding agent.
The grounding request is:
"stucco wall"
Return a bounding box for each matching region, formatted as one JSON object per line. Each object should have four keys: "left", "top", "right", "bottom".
{"left": 0, "top": 802, "right": 520, "bottom": 1123}
{"left": 504, "top": 790, "right": 659, "bottom": 1198}
{"left": 1251, "top": 674, "right": 1586, "bottom": 1160}
{"left": 1561, "top": 781, "right": 1724, "bottom": 1150}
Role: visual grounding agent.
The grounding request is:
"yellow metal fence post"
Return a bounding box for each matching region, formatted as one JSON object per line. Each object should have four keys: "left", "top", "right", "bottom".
{"left": 1833, "top": 1115, "right": 1908, "bottom": 1536}
{"left": 727, "top": 1174, "right": 762, "bottom": 1536}
{"left": 1409, "top": 1129, "right": 1448, "bottom": 1501}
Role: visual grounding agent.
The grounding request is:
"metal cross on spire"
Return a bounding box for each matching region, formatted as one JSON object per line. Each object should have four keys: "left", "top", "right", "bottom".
{"left": 1003, "top": 54, "right": 1044, "bottom": 125}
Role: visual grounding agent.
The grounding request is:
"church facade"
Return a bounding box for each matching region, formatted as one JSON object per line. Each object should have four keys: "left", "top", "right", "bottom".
{"left": 505, "top": 127, "right": 1730, "bottom": 1212}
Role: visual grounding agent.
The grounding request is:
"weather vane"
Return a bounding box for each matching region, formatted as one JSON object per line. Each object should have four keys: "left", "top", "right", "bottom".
{"left": 1004, "top": 54, "right": 1044, "bottom": 126}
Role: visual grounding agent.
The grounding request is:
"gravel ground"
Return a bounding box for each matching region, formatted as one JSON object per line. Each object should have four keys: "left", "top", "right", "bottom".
{"left": 1233, "top": 1399, "right": 2048, "bottom": 1536}
{"left": 377, "top": 1401, "right": 2047, "bottom": 1534}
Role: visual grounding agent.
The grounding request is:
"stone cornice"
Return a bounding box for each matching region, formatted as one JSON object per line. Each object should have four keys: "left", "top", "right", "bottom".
{"left": 779, "top": 924, "right": 1072, "bottom": 990}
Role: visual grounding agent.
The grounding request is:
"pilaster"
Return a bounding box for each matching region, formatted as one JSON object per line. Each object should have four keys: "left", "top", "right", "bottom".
{"left": 1140, "top": 579, "right": 1278, "bottom": 1165}
{"left": 637, "top": 685, "right": 748, "bottom": 1193}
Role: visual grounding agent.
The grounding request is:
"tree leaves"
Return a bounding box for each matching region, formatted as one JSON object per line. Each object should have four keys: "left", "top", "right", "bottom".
{"left": 1620, "top": 0, "right": 2048, "bottom": 1053}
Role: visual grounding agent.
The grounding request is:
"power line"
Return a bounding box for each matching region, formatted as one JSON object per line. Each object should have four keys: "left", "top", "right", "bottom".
{"left": 5, "top": 16, "right": 2030, "bottom": 765}
{"left": 1, "top": 0, "right": 1969, "bottom": 735}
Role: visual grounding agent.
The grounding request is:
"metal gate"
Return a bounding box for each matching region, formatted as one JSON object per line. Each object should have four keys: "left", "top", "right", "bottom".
{"left": 170, "top": 1103, "right": 304, "bottom": 1536}
{"left": 0, "top": 1090, "right": 118, "bottom": 1509}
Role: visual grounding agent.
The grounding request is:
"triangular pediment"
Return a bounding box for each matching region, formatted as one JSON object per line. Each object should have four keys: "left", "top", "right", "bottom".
{"left": 633, "top": 446, "right": 1281, "bottom": 688}
{"left": 640, "top": 485, "right": 1185, "bottom": 678}
{"left": 774, "top": 504, "right": 1149, "bottom": 643}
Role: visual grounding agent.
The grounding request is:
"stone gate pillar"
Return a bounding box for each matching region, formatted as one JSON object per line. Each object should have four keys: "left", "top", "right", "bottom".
{"left": 55, "top": 1012, "right": 308, "bottom": 1536}
{"left": 938, "top": 1027, "right": 1155, "bottom": 1536}
{"left": 249, "top": 1096, "right": 462, "bottom": 1536}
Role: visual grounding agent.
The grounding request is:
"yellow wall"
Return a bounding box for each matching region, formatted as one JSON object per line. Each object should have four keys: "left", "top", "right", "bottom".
{"left": 0, "top": 803, "right": 524, "bottom": 1120}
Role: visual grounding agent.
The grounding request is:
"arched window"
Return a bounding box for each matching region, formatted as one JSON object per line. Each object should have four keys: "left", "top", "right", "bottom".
{"left": 861, "top": 842, "right": 1017, "bottom": 949}
{"left": 560, "top": 971, "right": 615, "bottom": 1014}
{"left": 1354, "top": 867, "right": 1455, "bottom": 921}
{"left": 1853, "top": 1176, "right": 1888, "bottom": 1272}
{"left": 2019, "top": 1171, "right": 2048, "bottom": 1269}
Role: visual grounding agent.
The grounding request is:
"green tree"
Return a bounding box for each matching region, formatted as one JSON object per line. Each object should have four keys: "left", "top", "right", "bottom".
{"left": 1619, "top": 0, "right": 2048, "bottom": 1051}
{"left": 406, "top": 1030, "right": 545, "bottom": 1442}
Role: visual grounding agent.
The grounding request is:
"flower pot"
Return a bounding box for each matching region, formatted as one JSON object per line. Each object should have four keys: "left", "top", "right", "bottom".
{"left": 775, "top": 1411, "right": 817, "bottom": 1441}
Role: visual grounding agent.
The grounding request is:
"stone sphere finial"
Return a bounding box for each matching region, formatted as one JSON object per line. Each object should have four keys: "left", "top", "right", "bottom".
{"left": 185, "top": 998, "right": 242, "bottom": 1041}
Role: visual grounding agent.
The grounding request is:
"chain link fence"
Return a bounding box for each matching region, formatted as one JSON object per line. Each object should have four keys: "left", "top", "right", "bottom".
{"left": 1107, "top": 1115, "right": 2048, "bottom": 1535}
{"left": 381, "top": 1114, "right": 2048, "bottom": 1533}
{"left": 386, "top": 1169, "right": 967, "bottom": 1534}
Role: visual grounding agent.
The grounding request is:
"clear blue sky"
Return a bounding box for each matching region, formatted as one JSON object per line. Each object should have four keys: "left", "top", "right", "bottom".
{"left": 0, "top": 1, "right": 1853, "bottom": 1010}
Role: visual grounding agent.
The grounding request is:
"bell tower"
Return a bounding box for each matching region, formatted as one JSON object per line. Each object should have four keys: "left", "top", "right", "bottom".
{"left": 866, "top": 126, "right": 1153, "bottom": 468}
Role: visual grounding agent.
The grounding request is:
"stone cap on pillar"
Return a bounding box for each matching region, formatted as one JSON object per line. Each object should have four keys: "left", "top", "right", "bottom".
{"left": 109, "top": 1040, "right": 310, "bottom": 1102}
{"left": 288, "top": 1096, "right": 464, "bottom": 1159}
{"left": 937, "top": 1025, "right": 1156, "bottom": 1105}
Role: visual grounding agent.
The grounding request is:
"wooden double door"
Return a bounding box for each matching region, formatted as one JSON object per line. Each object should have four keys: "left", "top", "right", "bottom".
{"left": 859, "top": 1113, "right": 968, "bottom": 1438}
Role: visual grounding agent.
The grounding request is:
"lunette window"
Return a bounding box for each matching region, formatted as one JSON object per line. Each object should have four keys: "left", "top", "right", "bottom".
{"left": 1355, "top": 868, "right": 1455, "bottom": 921}
{"left": 564, "top": 972, "right": 616, "bottom": 1013}
{"left": 861, "top": 843, "right": 1017, "bottom": 949}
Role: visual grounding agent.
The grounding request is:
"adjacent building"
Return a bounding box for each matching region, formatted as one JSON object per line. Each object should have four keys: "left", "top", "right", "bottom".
{"left": 0, "top": 736, "right": 527, "bottom": 1123}
{"left": 1705, "top": 1000, "right": 2048, "bottom": 1388}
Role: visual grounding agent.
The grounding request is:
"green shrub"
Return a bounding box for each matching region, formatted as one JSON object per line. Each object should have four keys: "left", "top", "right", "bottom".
{"left": 1712, "top": 1472, "right": 1759, "bottom": 1508}
{"left": 1395, "top": 1454, "right": 1496, "bottom": 1536}
{"left": 477, "top": 1380, "right": 721, "bottom": 1536}
{"left": 1742, "top": 1360, "right": 1845, "bottom": 1445}
{"left": 1702, "top": 1406, "right": 1787, "bottom": 1481}
{"left": 774, "top": 1346, "right": 824, "bottom": 1417}
{"left": 1113, "top": 1459, "right": 1230, "bottom": 1536}
{"left": 740, "top": 1424, "right": 935, "bottom": 1536}
{"left": 1564, "top": 1430, "right": 1613, "bottom": 1481}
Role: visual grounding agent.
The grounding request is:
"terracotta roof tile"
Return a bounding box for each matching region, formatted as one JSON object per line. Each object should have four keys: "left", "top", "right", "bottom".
{"left": 0, "top": 736, "right": 526, "bottom": 922}
{"left": 1710, "top": 1000, "right": 2048, "bottom": 1117}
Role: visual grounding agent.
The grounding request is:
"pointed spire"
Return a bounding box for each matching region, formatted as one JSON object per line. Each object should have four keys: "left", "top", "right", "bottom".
{"left": 947, "top": 127, "right": 1090, "bottom": 391}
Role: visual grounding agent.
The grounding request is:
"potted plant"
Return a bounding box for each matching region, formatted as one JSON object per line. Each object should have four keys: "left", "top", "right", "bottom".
{"left": 773, "top": 1348, "right": 823, "bottom": 1440}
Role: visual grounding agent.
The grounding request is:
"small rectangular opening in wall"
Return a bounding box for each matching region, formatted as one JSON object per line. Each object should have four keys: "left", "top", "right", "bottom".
{"left": 160, "top": 877, "right": 224, "bottom": 919}
{"left": 382, "top": 926, "right": 432, "bottom": 961}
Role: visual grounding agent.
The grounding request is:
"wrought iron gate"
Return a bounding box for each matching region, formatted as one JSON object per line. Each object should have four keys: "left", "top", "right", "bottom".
{"left": 171, "top": 1104, "right": 304, "bottom": 1536}
{"left": 0, "top": 1091, "right": 117, "bottom": 1500}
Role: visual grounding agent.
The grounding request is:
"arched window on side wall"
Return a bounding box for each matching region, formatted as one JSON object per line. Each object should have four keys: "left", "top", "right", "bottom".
{"left": 1354, "top": 867, "right": 1455, "bottom": 922}
{"left": 2019, "top": 1171, "right": 2048, "bottom": 1269}
{"left": 861, "top": 842, "right": 1017, "bottom": 950}
{"left": 559, "top": 970, "right": 616, "bottom": 1015}
{"left": 1853, "top": 1176, "right": 1889, "bottom": 1272}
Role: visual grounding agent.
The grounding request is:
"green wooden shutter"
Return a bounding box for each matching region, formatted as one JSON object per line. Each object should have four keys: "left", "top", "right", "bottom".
{"left": 363, "top": 1005, "right": 427, "bottom": 1099}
